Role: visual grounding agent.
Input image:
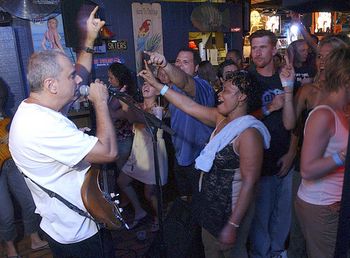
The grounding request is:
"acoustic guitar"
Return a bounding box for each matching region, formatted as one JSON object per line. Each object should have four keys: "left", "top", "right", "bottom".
{"left": 0, "top": 117, "right": 11, "bottom": 171}
{"left": 81, "top": 166, "right": 129, "bottom": 230}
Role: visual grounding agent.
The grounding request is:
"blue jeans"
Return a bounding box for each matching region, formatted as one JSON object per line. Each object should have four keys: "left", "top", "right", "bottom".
{"left": 249, "top": 171, "right": 293, "bottom": 258}
{"left": 0, "top": 159, "right": 40, "bottom": 241}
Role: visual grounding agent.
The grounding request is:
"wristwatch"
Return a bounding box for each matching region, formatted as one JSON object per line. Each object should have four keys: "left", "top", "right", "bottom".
{"left": 84, "top": 47, "right": 95, "bottom": 54}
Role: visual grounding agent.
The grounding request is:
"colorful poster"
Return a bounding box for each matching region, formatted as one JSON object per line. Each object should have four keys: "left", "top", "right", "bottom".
{"left": 30, "top": 14, "right": 76, "bottom": 62}
{"left": 132, "top": 3, "right": 163, "bottom": 75}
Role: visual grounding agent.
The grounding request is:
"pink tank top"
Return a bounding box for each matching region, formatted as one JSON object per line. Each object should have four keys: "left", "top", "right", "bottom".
{"left": 298, "top": 105, "right": 348, "bottom": 205}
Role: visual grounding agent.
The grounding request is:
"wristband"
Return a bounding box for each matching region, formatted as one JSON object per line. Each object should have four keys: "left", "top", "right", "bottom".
{"left": 262, "top": 105, "right": 271, "bottom": 116}
{"left": 282, "top": 80, "right": 294, "bottom": 89}
{"left": 160, "top": 84, "right": 169, "bottom": 96}
{"left": 228, "top": 220, "right": 240, "bottom": 228}
{"left": 332, "top": 153, "right": 344, "bottom": 167}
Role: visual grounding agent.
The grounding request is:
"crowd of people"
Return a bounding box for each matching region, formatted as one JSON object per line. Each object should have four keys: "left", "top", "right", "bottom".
{"left": 1, "top": 6, "right": 350, "bottom": 258}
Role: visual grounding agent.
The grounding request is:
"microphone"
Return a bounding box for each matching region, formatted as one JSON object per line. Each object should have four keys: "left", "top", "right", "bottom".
{"left": 78, "top": 84, "right": 120, "bottom": 97}
{"left": 79, "top": 84, "right": 90, "bottom": 97}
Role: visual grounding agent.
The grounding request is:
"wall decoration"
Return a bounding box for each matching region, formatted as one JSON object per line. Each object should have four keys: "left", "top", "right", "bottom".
{"left": 30, "top": 14, "right": 76, "bottom": 62}
{"left": 132, "top": 3, "right": 163, "bottom": 75}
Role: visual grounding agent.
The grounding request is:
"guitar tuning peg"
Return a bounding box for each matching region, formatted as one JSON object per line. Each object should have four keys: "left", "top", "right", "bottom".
{"left": 114, "top": 200, "right": 120, "bottom": 204}
{"left": 110, "top": 193, "right": 115, "bottom": 198}
{"left": 119, "top": 207, "right": 123, "bottom": 213}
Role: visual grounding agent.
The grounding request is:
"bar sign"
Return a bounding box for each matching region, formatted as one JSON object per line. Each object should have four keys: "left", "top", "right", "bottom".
{"left": 107, "top": 40, "right": 128, "bottom": 51}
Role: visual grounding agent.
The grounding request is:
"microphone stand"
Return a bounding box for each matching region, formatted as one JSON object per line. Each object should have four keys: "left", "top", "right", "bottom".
{"left": 109, "top": 90, "right": 173, "bottom": 258}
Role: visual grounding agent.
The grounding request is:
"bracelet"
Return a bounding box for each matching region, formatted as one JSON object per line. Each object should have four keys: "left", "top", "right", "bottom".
{"left": 228, "top": 220, "right": 240, "bottom": 228}
{"left": 160, "top": 84, "right": 169, "bottom": 96}
{"left": 262, "top": 105, "right": 271, "bottom": 116}
{"left": 282, "top": 80, "right": 294, "bottom": 89}
{"left": 332, "top": 153, "right": 344, "bottom": 167}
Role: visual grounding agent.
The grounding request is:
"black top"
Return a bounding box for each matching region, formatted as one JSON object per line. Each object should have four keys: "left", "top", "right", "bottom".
{"left": 294, "top": 64, "right": 316, "bottom": 92}
{"left": 248, "top": 67, "right": 291, "bottom": 176}
{"left": 195, "top": 143, "right": 239, "bottom": 238}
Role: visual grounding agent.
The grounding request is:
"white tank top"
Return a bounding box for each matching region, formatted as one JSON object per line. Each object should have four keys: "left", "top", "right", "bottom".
{"left": 298, "top": 105, "right": 348, "bottom": 205}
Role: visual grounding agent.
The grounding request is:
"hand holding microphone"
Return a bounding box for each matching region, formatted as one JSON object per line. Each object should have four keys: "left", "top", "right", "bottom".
{"left": 79, "top": 84, "right": 121, "bottom": 97}
{"left": 79, "top": 80, "right": 109, "bottom": 104}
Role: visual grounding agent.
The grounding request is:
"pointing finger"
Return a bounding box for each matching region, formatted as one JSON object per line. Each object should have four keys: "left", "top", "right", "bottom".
{"left": 144, "top": 60, "right": 151, "bottom": 71}
{"left": 90, "top": 6, "right": 99, "bottom": 19}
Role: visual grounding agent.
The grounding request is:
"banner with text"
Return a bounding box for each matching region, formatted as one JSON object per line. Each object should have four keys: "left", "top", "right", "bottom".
{"left": 132, "top": 2, "right": 163, "bottom": 80}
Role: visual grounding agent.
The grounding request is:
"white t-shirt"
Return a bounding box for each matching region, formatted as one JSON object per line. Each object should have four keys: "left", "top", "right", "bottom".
{"left": 9, "top": 101, "right": 98, "bottom": 244}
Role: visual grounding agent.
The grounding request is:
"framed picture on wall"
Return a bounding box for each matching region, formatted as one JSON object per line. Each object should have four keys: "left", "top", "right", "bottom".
{"left": 30, "top": 14, "right": 76, "bottom": 62}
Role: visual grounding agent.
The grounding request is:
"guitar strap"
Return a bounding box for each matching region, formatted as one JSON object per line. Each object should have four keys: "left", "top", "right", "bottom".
{"left": 22, "top": 172, "right": 102, "bottom": 227}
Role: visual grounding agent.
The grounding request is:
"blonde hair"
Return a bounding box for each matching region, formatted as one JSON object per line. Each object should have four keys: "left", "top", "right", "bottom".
{"left": 313, "top": 36, "right": 348, "bottom": 83}
{"left": 324, "top": 47, "right": 350, "bottom": 92}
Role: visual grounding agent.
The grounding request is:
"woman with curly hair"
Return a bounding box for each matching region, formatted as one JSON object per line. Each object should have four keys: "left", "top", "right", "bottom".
{"left": 139, "top": 66, "right": 271, "bottom": 258}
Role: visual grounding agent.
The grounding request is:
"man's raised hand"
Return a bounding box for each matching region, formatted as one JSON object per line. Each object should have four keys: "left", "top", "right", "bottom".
{"left": 144, "top": 51, "right": 168, "bottom": 68}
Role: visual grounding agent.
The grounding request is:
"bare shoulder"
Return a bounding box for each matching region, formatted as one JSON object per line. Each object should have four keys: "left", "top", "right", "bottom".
{"left": 236, "top": 127, "right": 263, "bottom": 150}
{"left": 310, "top": 106, "right": 335, "bottom": 120}
{"left": 306, "top": 107, "right": 336, "bottom": 134}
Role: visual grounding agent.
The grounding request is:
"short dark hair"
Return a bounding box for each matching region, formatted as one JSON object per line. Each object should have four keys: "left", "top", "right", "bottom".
{"left": 249, "top": 29, "right": 277, "bottom": 46}
{"left": 217, "top": 59, "right": 239, "bottom": 79}
{"left": 177, "top": 47, "right": 201, "bottom": 66}
{"left": 226, "top": 49, "right": 242, "bottom": 59}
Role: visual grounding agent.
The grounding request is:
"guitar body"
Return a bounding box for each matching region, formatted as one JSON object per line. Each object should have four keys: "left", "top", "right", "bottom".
{"left": 81, "top": 167, "right": 124, "bottom": 230}
{"left": 0, "top": 118, "right": 11, "bottom": 170}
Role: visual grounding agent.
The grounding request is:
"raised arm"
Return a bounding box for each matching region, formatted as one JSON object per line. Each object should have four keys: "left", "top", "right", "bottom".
{"left": 144, "top": 51, "right": 196, "bottom": 97}
{"left": 139, "top": 62, "right": 219, "bottom": 127}
{"left": 76, "top": 6, "right": 105, "bottom": 74}
{"left": 279, "top": 54, "right": 296, "bottom": 130}
{"left": 290, "top": 11, "right": 318, "bottom": 53}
